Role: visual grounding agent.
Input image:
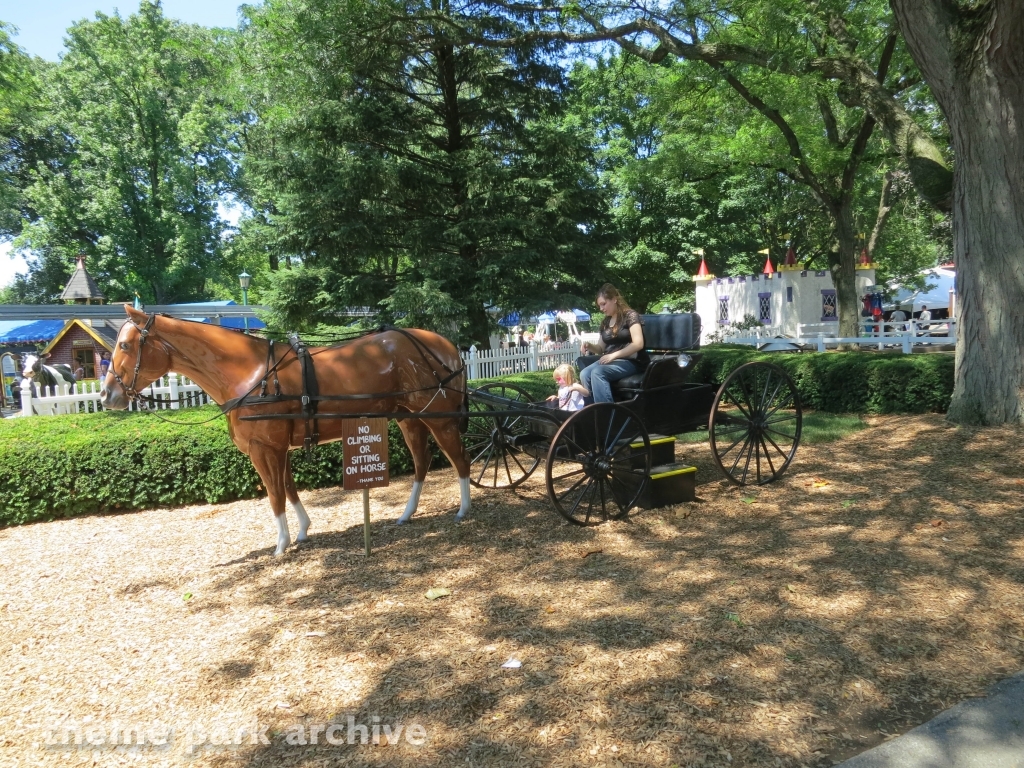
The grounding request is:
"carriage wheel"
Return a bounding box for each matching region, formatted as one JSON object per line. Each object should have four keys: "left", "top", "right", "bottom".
{"left": 545, "top": 403, "right": 650, "bottom": 526}
{"left": 709, "top": 361, "right": 802, "bottom": 486}
{"left": 464, "top": 382, "right": 542, "bottom": 489}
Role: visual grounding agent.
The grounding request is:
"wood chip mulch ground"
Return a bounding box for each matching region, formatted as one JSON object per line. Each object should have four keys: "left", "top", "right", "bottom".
{"left": 2, "top": 413, "right": 1024, "bottom": 768}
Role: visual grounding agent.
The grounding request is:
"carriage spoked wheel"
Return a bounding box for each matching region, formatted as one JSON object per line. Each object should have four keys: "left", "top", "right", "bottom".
{"left": 545, "top": 403, "right": 651, "bottom": 526}
{"left": 709, "top": 361, "right": 802, "bottom": 485}
{"left": 464, "top": 382, "right": 542, "bottom": 490}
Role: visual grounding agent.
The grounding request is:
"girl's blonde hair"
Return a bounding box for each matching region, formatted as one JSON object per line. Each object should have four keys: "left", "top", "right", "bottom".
{"left": 553, "top": 363, "right": 576, "bottom": 385}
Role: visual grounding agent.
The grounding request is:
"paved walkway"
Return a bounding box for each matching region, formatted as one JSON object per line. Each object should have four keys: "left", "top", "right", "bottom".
{"left": 837, "top": 672, "right": 1024, "bottom": 768}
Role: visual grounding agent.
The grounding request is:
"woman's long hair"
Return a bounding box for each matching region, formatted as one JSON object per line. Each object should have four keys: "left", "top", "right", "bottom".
{"left": 597, "top": 283, "right": 633, "bottom": 328}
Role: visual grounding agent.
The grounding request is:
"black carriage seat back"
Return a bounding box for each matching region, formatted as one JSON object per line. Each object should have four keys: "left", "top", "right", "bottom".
{"left": 643, "top": 313, "right": 702, "bottom": 352}
{"left": 611, "top": 313, "right": 702, "bottom": 399}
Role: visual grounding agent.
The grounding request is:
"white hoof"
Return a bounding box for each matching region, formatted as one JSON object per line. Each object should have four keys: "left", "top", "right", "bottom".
{"left": 291, "top": 498, "right": 311, "bottom": 541}
{"left": 274, "top": 513, "right": 291, "bottom": 556}
{"left": 455, "top": 476, "right": 471, "bottom": 522}
{"left": 399, "top": 481, "right": 423, "bottom": 525}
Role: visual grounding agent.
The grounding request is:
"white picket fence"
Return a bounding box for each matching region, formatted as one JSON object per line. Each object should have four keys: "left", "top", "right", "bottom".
{"left": 463, "top": 340, "right": 583, "bottom": 380}
{"left": 12, "top": 343, "right": 576, "bottom": 416}
{"left": 722, "top": 319, "right": 957, "bottom": 353}
{"left": 16, "top": 373, "right": 212, "bottom": 418}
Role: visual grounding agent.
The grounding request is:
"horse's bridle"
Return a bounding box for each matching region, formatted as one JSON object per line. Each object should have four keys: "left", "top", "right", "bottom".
{"left": 110, "top": 313, "right": 157, "bottom": 402}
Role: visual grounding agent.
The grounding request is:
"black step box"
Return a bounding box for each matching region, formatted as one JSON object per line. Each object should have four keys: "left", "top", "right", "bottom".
{"left": 624, "top": 434, "right": 676, "bottom": 468}
{"left": 637, "top": 463, "right": 696, "bottom": 509}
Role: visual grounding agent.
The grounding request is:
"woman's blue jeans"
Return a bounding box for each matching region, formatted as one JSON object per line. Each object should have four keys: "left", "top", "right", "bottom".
{"left": 580, "top": 358, "right": 638, "bottom": 403}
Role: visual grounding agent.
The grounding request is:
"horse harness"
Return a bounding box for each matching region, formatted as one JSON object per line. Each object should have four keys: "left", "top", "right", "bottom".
{"left": 110, "top": 312, "right": 158, "bottom": 401}
{"left": 217, "top": 326, "right": 466, "bottom": 454}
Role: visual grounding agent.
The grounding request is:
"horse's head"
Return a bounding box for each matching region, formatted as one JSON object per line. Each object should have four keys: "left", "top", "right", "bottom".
{"left": 100, "top": 305, "right": 172, "bottom": 410}
{"left": 22, "top": 353, "right": 46, "bottom": 381}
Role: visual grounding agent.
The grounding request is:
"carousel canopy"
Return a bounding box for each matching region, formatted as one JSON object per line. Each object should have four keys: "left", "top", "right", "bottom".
{"left": 0, "top": 319, "right": 66, "bottom": 344}
{"left": 536, "top": 309, "right": 591, "bottom": 324}
{"left": 885, "top": 267, "right": 955, "bottom": 311}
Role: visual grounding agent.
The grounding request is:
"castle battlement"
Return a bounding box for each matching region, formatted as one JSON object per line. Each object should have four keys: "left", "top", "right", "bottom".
{"left": 694, "top": 262, "right": 875, "bottom": 344}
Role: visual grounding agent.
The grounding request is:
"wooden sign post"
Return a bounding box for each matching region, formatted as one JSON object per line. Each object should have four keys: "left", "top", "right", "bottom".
{"left": 342, "top": 417, "right": 390, "bottom": 556}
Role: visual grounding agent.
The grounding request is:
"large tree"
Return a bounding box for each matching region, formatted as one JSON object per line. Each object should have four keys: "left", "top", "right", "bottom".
{"left": 559, "top": 12, "right": 932, "bottom": 334}
{"left": 889, "top": 0, "right": 1024, "bottom": 424}
{"left": 13, "top": 0, "right": 238, "bottom": 304}
{"left": 239, "top": 0, "right": 607, "bottom": 345}
{"left": 571, "top": 52, "right": 948, "bottom": 306}
{"left": 454, "top": 0, "right": 951, "bottom": 336}
{"left": 0, "top": 23, "right": 56, "bottom": 241}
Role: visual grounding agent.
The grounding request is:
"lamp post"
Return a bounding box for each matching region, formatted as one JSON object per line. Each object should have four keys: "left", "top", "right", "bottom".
{"left": 238, "top": 270, "right": 252, "bottom": 334}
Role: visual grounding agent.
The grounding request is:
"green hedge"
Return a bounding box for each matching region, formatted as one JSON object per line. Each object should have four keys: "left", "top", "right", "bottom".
{"left": 691, "top": 346, "right": 954, "bottom": 414}
{"left": 0, "top": 371, "right": 558, "bottom": 526}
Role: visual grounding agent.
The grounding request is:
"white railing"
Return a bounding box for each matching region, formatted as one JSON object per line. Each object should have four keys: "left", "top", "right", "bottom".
{"left": 17, "top": 373, "right": 212, "bottom": 417}
{"left": 463, "top": 340, "right": 583, "bottom": 380}
{"left": 722, "top": 319, "right": 956, "bottom": 353}
{"left": 721, "top": 325, "right": 786, "bottom": 341}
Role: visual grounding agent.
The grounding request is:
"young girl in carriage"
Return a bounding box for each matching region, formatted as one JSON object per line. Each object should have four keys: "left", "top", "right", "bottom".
{"left": 547, "top": 363, "right": 589, "bottom": 411}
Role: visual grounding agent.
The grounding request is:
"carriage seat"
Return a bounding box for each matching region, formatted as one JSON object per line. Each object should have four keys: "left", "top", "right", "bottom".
{"left": 610, "top": 313, "right": 702, "bottom": 397}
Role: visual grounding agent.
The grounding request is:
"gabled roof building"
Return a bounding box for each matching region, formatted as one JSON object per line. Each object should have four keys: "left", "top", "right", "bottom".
{"left": 59, "top": 255, "right": 106, "bottom": 305}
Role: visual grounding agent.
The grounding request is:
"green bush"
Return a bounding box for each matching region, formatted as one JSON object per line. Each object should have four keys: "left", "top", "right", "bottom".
{"left": 691, "top": 346, "right": 954, "bottom": 414}
{"left": 0, "top": 371, "right": 559, "bottom": 526}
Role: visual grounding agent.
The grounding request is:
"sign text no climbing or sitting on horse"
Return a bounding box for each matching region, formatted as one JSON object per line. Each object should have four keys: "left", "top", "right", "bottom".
{"left": 342, "top": 418, "right": 390, "bottom": 490}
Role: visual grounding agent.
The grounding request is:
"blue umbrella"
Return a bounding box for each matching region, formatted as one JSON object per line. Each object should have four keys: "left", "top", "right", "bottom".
{"left": 572, "top": 308, "right": 591, "bottom": 322}
{"left": 535, "top": 312, "right": 558, "bottom": 324}
{"left": 498, "top": 311, "right": 521, "bottom": 327}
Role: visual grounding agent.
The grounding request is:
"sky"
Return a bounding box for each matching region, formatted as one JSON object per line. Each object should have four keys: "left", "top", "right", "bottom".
{"left": 2, "top": 0, "right": 244, "bottom": 61}
{"left": 1, "top": 2, "right": 246, "bottom": 289}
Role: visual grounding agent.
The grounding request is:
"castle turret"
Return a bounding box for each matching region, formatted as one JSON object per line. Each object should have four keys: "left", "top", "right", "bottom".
{"left": 856, "top": 247, "right": 876, "bottom": 270}
{"left": 779, "top": 246, "right": 800, "bottom": 271}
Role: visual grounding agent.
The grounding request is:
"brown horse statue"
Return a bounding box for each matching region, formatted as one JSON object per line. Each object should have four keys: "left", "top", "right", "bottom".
{"left": 100, "top": 305, "right": 471, "bottom": 555}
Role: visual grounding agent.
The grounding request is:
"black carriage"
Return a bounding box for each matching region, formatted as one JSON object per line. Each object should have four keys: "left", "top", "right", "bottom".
{"left": 463, "top": 314, "right": 802, "bottom": 525}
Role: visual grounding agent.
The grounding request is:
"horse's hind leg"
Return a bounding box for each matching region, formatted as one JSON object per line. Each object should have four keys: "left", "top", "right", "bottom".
{"left": 249, "top": 441, "right": 291, "bottom": 556}
{"left": 425, "top": 418, "right": 471, "bottom": 522}
{"left": 396, "top": 419, "right": 431, "bottom": 524}
{"left": 284, "top": 453, "right": 310, "bottom": 542}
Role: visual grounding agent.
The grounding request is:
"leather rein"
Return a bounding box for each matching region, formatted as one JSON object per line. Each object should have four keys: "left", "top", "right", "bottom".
{"left": 109, "top": 313, "right": 158, "bottom": 403}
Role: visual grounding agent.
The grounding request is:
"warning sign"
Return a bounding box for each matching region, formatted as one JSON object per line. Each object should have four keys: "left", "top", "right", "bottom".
{"left": 342, "top": 418, "right": 390, "bottom": 490}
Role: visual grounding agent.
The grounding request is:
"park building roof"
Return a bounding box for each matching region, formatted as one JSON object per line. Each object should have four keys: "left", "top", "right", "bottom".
{"left": 59, "top": 255, "right": 106, "bottom": 304}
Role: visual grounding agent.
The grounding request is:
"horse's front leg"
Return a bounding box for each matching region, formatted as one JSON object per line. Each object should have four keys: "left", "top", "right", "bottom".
{"left": 248, "top": 441, "right": 291, "bottom": 555}
{"left": 426, "top": 419, "right": 472, "bottom": 522}
{"left": 284, "top": 453, "right": 310, "bottom": 542}
{"left": 396, "top": 419, "right": 430, "bottom": 524}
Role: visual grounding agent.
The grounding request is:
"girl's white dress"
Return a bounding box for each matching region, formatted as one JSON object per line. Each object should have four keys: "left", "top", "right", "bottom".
{"left": 558, "top": 386, "right": 586, "bottom": 412}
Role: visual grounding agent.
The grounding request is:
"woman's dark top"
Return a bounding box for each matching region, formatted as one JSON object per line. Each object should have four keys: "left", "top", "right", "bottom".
{"left": 600, "top": 310, "right": 648, "bottom": 368}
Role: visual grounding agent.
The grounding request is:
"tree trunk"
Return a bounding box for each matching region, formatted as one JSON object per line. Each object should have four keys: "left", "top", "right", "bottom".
{"left": 829, "top": 216, "right": 861, "bottom": 340}
{"left": 466, "top": 301, "right": 491, "bottom": 350}
{"left": 946, "top": 85, "right": 1024, "bottom": 424}
{"left": 891, "top": 0, "right": 1024, "bottom": 424}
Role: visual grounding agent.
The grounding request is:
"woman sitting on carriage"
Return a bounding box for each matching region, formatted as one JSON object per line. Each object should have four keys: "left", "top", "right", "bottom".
{"left": 580, "top": 283, "right": 648, "bottom": 403}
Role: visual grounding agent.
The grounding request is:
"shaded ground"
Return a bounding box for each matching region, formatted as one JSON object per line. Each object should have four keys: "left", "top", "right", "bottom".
{"left": 1, "top": 413, "right": 1023, "bottom": 767}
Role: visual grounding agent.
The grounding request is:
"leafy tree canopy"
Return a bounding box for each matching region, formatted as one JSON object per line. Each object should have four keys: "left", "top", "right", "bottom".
{"left": 238, "top": 0, "right": 610, "bottom": 344}
{"left": 8, "top": 0, "right": 239, "bottom": 304}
